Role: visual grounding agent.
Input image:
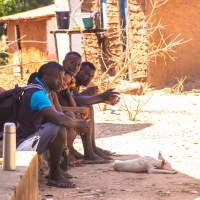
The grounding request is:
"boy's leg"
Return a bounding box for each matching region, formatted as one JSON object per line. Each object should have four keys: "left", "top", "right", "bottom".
{"left": 17, "top": 123, "right": 75, "bottom": 188}
{"left": 80, "top": 105, "right": 109, "bottom": 163}
{"left": 65, "top": 112, "right": 77, "bottom": 162}
{"left": 48, "top": 126, "right": 65, "bottom": 179}
{"left": 89, "top": 106, "right": 112, "bottom": 160}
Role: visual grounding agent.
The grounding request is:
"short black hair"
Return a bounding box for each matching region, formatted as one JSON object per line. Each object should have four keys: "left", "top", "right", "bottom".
{"left": 27, "top": 62, "right": 63, "bottom": 84}
{"left": 27, "top": 72, "right": 38, "bottom": 84}
{"left": 80, "top": 62, "right": 96, "bottom": 71}
{"left": 43, "top": 61, "right": 64, "bottom": 75}
{"left": 37, "top": 64, "right": 46, "bottom": 78}
{"left": 64, "top": 51, "right": 81, "bottom": 60}
{"left": 27, "top": 64, "right": 46, "bottom": 84}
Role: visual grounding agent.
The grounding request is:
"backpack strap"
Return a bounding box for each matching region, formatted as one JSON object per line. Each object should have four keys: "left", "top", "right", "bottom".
{"left": 24, "top": 83, "right": 44, "bottom": 91}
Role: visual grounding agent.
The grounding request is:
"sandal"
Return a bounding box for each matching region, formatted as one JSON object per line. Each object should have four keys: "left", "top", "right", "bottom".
{"left": 45, "top": 171, "right": 73, "bottom": 179}
{"left": 69, "top": 159, "right": 85, "bottom": 167}
{"left": 47, "top": 178, "right": 76, "bottom": 188}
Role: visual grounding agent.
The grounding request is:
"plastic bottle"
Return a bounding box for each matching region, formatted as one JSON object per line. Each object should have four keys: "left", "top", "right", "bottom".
{"left": 3, "top": 123, "right": 16, "bottom": 171}
{"left": 60, "top": 144, "right": 69, "bottom": 171}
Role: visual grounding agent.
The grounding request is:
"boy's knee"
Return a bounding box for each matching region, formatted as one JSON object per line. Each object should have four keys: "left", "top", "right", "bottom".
{"left": 65, "top": 111, "right": 75, "bottom": 118}
{"left": 57, "top": 126, "right": 67, "bottom": 141}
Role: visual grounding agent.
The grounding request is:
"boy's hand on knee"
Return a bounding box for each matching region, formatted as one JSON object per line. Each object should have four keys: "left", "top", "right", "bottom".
{"left": 75, "top": 119, "right": 89, "bottom": 134}
{"left": 78, "top": 107, "right": 90, "bottom": 119}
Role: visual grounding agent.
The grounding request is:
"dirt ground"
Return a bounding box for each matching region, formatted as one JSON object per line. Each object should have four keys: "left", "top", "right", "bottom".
{"left": 39, "top": 90, "right": 200, "bottom": 200}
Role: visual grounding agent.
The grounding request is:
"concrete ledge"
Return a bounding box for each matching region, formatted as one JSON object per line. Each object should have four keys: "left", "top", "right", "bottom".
{"left": 0, "top": 151, "right": 38, "bottom": 200}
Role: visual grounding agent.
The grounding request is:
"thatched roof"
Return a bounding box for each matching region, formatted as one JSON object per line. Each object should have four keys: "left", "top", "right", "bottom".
{"left": 0, "top": 4, "right": 56, "bottom": 22}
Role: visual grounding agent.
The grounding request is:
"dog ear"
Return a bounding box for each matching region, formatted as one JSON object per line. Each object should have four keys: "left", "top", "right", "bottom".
{"left": 158, "top": 152, "right": 163, "bottom": 160}
{"left": 162, "top": 159, "right": 165, "bottom": 166}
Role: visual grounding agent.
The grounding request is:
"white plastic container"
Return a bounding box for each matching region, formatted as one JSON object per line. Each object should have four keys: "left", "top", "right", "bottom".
{"left": 74, "top": 12, "right": 91, "bottom": 29}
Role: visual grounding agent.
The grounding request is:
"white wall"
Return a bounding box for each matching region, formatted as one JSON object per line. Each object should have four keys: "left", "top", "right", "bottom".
{"left": 69, "top": 0, "right": 82, "bottom": 55}
{"left": 46, "top": 17, "right": 56, "bottom": 59}
{"left": 53, "top": 0, "right": 82, "bottom": 64}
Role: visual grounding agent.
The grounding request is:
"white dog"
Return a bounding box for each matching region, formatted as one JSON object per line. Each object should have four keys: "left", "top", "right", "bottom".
{"left": 112, "top": 153, "right": 177, "bottom": 174}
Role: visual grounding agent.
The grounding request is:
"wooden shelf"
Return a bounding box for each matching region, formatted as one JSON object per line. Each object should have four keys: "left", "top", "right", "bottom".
{"left": 50, "top": 29, "right": 107, "bottom": 63}
{"left": 50, "top": 29, "right": 107, "bottom": 34}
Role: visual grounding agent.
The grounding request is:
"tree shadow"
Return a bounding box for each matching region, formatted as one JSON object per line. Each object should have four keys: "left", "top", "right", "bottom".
{"left": 95, "top": 122, "right": 152, "bottom": 138}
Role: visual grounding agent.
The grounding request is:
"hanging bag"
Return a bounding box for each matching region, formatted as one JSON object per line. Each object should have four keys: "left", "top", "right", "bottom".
{"left": 16, "top": 134, "right": 41, "bottom": 151}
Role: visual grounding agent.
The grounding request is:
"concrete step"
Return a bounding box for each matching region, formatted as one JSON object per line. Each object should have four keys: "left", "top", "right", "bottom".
{"left": 0, "top": 151, "right": 38, "bottom": 200}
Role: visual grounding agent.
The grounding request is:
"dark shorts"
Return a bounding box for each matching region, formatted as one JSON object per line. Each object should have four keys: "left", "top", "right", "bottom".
{"left": 17, "top": 122, "right": 60, "bottom": 155}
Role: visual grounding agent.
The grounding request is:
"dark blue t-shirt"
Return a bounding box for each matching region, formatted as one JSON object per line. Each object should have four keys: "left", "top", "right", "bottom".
{"left": 16, "top": 77, "right": 52, "bottom": 143}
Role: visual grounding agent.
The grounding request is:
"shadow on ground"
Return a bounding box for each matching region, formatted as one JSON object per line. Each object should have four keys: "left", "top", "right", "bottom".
{"left": 95, "top": 122, "right": 152, "bottom": 138}
{"left": 39, "top": 154, "right": 200, "bottom": 200}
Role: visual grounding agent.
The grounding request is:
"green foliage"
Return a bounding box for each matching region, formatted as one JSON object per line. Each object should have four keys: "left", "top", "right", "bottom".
{"left": 0, "top": 0, "right": 54, "bottom": 17}
{"left": 0, "top": 52, "right": 8, "bottom": 65}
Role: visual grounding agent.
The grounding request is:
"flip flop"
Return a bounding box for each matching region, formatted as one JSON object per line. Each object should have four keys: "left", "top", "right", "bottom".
{"left": 68, "top": 159, "right": 85, "bottom": 167}
{"left": 81, "top": 160, "right": 95, "bottom": 164}
{"left": 47, "top": 179, "right": 76, "bottom": 188}
{"left": 45, "top": 172, "right": 73, "bottom": 179}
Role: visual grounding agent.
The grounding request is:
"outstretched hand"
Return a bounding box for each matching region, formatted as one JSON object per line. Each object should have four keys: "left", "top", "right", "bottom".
{"left": 102, "top": 88, "right": 120, "bottom": 102}
{"left": 104, "top": 96, "right": 121, "bottom": 105}
{"left": 82, "top": 86, "right": 99, "bottom": 96}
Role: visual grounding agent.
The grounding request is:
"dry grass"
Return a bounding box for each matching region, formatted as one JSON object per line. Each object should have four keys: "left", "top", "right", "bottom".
{"left": 162, "top": 76, "right": 187, "bottom": 95}
{"left": 171, "top": 76, "right": 187, "bottom": 94}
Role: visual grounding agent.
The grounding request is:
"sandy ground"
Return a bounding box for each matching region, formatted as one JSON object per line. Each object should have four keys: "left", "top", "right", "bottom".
{"left": 39, "top": 91, "right": 200, "bottom": 200}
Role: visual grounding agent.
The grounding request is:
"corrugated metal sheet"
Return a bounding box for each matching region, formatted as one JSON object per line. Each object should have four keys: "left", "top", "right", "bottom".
{"left": 0, "top": 4, "right": 56, "bottom": 22}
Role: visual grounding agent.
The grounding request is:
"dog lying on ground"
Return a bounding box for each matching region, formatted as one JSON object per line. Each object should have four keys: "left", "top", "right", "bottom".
{"left": 112, "top": 153, "right": 177, "bottom": 174}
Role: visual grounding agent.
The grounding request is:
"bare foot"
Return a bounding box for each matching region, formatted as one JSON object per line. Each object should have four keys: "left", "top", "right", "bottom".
{"left": 83, "top": 153, "right": 110, "bottom": 164}
{"left": 96, "top": 147, "right": 116, "bottom": 156}
{"left": 94, "top": 148, "right": 113, "bottom": 160}
{"left": 68, "top": 153, "right": 76, "bottom": 162}
{"left": 71, "top": 147, "right": 83, "bottom": 159}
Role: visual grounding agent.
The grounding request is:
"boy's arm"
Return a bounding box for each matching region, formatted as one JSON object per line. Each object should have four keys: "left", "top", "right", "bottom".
{"left": 31, "top": 90, "right": 88, "bottom": 132}
{"left": 41, "top": 106, "right": 88, "bottom": 132}
{"left": 73, "top": 89, "right": 120, "bottom": 106}
{"left": 80, "top": 86, "right": 99, "bottom": 96}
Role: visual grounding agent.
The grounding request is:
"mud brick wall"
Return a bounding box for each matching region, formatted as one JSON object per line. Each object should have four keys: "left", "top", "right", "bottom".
{"left": 127, "top": 0, "right": 147, "bottom": 81}
{"left": 103, "top": 0, "right": 123, "bottom": 76}
{"left": 81, "top": 0, "right": 102, "bottom": 70}
{"left": 81, "top": 0, "right": 123, "bottom": 76}
{"left": 0, "top": 19, "right": 48, "bottom": 89}
{"left": 81, "top": 33, "right": 102, "bottom": 71}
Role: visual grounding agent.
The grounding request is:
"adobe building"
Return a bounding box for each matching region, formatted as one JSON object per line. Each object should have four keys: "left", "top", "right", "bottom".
{"left": 0, "top": 0, "right": 198, "bottom": 89}
{"left": 80, "top": 0, "right": 198, "bottom": 88}
{"left": 0, "top": 5, "right": 56, "bottom": 88}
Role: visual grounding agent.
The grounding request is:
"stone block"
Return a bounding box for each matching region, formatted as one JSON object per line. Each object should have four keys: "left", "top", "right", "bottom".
{"left": 128, "top": 0, "right": 145, "bottom": 4}
{"left": 0, "top": 151, "right": 38, "bottom": 200}
{"left": 129, "top": 4, "right": 145, "bottom": 13}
